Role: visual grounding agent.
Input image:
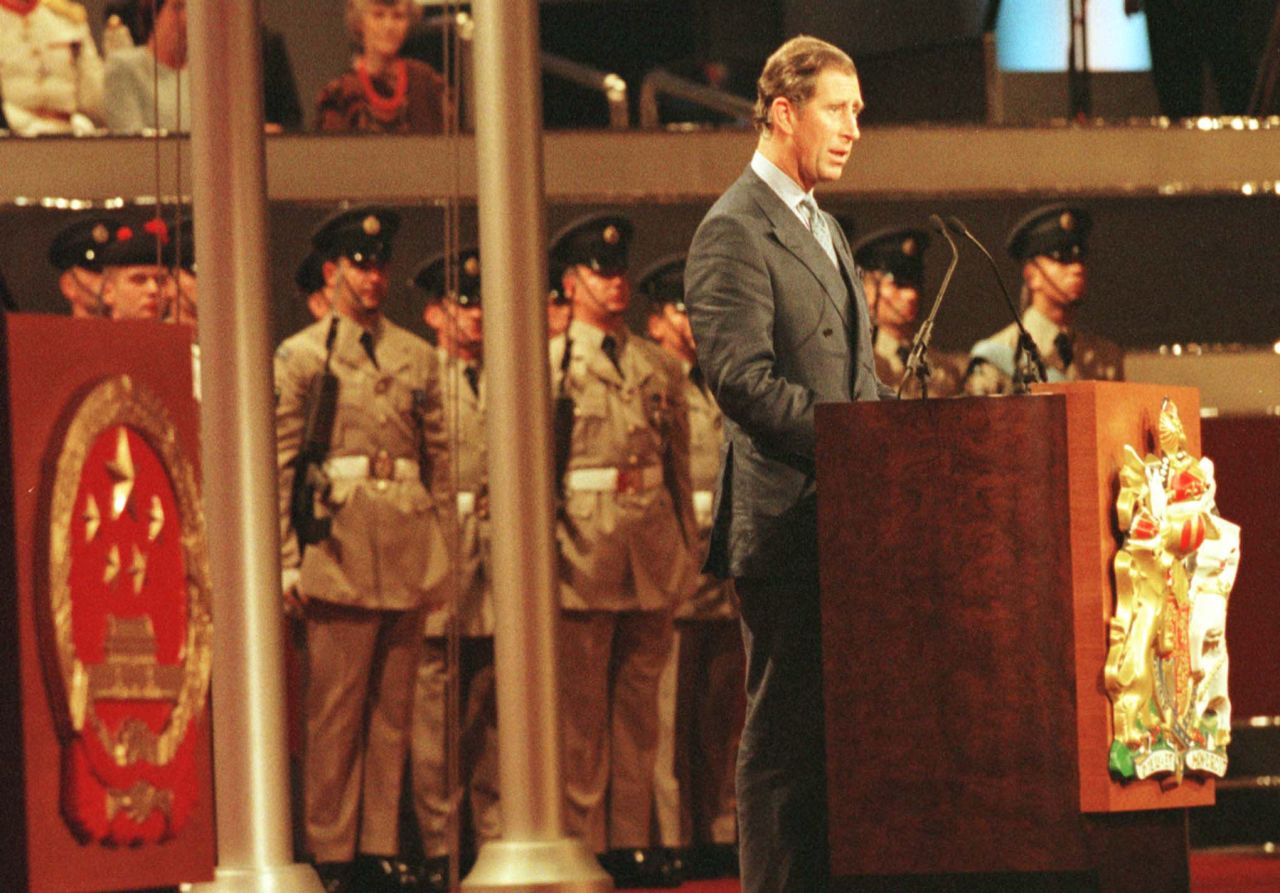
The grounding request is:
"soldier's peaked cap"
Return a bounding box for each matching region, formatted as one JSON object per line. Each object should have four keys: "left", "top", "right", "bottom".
{"left": 411, "top": 246, "right": 481, "bottom": 307}
{"left": 550, "top": 212, "right": 634, "bottom": 276}
{"left": 1006, "top": 203, "right": 1091, "bottom": 262}
{"left": 49, "top": 215, "right": 119, "bottom": 272}
{"left": 311, "top": 205, "right": 401, "bottom": 264}
{"left": 635, "top": 253, "right": 687, "bottom": 310}
{"left": 852, "top": 226, "right": 930, "bottom": 288}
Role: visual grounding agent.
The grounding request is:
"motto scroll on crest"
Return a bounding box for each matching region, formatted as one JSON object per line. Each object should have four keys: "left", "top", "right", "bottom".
{"left": 1106, "top": 398, "right": 1240, "bottom": 783}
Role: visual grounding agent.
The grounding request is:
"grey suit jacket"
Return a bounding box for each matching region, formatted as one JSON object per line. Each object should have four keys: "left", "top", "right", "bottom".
{"left": 685, "top": 166, "right": 891, "bottom": 580}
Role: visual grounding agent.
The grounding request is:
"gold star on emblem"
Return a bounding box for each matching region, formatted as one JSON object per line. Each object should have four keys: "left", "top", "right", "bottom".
{"left": 147, "top": 495, "right": 165, "bottom": 542}
{"left": 104, "top": 544, "right": 121, "bottom": 586}
{"left": 603, "top": 225, "right": 620, "bottom": 245}
{"left": 362, "top": 215, "right": 381, "bottom": 236}
{"left": 83, "top": 494, "right": 101, "bottom": 542}
{"left": 106, "top": 427, "right": 136, "bottom": 520}
{"left": 128, "top": 544, "right": 148, "bottom": 595}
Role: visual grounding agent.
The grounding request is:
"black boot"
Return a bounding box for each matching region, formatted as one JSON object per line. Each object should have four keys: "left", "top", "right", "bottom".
{"left": 313, "top": 861, "right": 351, "bottom": 893}
{"left": 347, "top": 854, "right": 420, "bottom": 892}
{"left": 418, "top": 854, "right": 451, "bottom": 893}
{"left": 598, "top": 847, "right": 684, "bottom": 889}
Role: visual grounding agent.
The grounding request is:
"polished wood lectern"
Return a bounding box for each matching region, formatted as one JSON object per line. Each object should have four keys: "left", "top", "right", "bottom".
{"left": 816, "top": 382, "right": 1210, "bottom": 892}
{"left": 0, "top": 314, "right": 215, "bottom": 892}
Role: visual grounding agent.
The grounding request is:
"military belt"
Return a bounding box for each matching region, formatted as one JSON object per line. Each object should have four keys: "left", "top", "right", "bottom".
{"left": 565, "top": 464, "right": 663, "bottom": 494}
{"left": 324, "top": 453, "right": 420, "bottom": 482}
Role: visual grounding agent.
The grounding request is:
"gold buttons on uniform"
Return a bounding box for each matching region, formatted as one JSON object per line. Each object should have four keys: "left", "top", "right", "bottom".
{"left": 628, "top": 454, "right": 639, "bottom": 465}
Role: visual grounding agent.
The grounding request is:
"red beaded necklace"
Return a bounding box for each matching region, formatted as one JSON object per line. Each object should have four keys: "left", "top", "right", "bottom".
{"left": 355, "top": 57, "right": 408, "bottom": 119}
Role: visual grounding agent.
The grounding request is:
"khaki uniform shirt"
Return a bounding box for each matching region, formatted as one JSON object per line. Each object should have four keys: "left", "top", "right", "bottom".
{"left": 965, "top": 306, "right": 1125, "bottom": 396}
{"left": 0, "top": 0, "right": 104, "bottom": 135}
{"left": 680, "top": 365, "right": 737, "bottom": 620}
{"left": 873, "top": 330, "right": 964, "bottom": 399}
{"left": 275, "top": 315, "right": 454, "bottom": 612}
{"left": 423, "top": 353, "right": 492, "bottom": 638}
{"left": 551, "top": 320, "right": 696, "bottom": 612}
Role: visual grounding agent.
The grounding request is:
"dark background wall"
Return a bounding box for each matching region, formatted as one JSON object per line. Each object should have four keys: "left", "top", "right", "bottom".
{"left": 4, "top": 193, "right": 1278, "bottom": 354}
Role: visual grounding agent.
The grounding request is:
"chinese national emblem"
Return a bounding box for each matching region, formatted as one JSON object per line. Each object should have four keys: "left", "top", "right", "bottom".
{"left": 44, "top": 376, "right": 213, "bottom": 844}
{"left": 1106, "top": 398, "right": 1239, "bottom": 783}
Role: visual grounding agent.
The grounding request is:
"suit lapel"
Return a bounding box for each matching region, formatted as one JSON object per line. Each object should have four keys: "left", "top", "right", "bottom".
{"left": 743, "top": 170, "right": 850, "bottom": 329}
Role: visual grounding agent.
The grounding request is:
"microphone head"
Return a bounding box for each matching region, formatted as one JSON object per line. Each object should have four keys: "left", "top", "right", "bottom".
{"left": 927, "top": 213, "right": 947, "bottom": 234}
{"left": 944, "top": 215, "right": 968, "bottom": 236}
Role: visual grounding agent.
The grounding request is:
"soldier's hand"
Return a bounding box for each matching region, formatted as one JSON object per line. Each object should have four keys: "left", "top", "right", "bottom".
{"left": 282, "top": 568, "right": 307, "bottom": 617}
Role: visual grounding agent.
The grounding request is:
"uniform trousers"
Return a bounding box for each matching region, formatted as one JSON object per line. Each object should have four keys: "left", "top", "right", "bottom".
{"left": 653, "top": 620, "right": 745, "bottom": 847}
{"left": 304, "top": 600, "right": 424, "bottom": 862}
{"left": 558, "top": 608, "right": 674, "bottom": 852}
{"left": 735, "top": 573, "right": 829, "bottom": 893}
{"left": 411, "top": 636, "right": 501, "bottom": 859}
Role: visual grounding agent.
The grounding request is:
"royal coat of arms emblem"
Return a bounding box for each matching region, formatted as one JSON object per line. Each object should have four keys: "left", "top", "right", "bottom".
{"left": 43, "top": 375, "right": 213, "bottom": 844}
{"left": 1106, "top": 398, "right": 1239, "bottom": 783}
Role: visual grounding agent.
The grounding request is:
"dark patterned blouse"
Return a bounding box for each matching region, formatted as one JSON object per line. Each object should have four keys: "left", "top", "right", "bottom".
{"left": 315, "top": 57, "right": 446, "bottom": 134}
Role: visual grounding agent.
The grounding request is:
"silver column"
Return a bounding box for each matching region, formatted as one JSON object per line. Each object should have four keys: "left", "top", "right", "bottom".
{"left": 462, "top": 2, "right": 610, "bottom": 891}
{"left": 186, "top": 0, "right": 321, "bottom": 890}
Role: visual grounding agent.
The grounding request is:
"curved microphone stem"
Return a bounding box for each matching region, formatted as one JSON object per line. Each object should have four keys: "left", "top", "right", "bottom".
{"left": 899, "top": 214, "right": 958, "bottom": 399}
{"left": 945, "top": 215, "right": 1048, "bottom": 390}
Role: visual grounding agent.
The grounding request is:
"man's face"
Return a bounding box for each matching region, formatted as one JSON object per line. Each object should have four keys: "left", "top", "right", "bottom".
{"left": 103, "top": 265, "right": 169, "bottom": 320}
{"left": 59, "top": 267, "right": 103, "bottom": 317}
{"left": 565, "top": 264, "right": 630, "bottom": 322}
{"left": 864, "top": 273, "right": 920, "bottom": 332}
{"left": 1026, "top": 254, "right": 1087, "bottom": 308}
{"left": 647, "top": 303, "right": 695, "bottom": 359}
{"left": 424, "top": 298, "right": 484, "bottom": 358}
{"left": 329, "top": 256, "right": 388, "bottom": 319}
{"left": 789, "top": 68, "right": 862, "bottom": 191}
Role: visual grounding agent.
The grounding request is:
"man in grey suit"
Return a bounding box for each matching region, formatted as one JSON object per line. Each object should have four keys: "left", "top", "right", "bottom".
{"left": 684, "top": 35, "right": 892, "bottom": 893}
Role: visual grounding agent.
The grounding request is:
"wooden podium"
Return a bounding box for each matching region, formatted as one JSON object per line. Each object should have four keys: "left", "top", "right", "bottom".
{"left": 816, "top": 382, "right": 1211, "bottom": 892}
{"left": 0, "top": 314, "right": 215, "bottom": 892}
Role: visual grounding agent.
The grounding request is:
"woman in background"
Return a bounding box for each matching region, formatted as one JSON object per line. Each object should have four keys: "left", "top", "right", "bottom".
{"left": 103, "top": 0, "right": 189, "bottom": 132}
{"left": 317, "top": 0, "right": 446, "bottom": 134}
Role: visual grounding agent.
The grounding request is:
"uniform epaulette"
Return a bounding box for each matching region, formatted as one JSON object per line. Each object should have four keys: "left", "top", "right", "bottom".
{"left": 42, "top": 0, "right": 88, "bottom": 24}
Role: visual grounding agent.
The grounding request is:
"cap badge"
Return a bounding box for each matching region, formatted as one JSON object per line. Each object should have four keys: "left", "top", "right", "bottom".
{"left": 463, "top": 256, "right": 480, "bottom": 277}
{"left": 902, "top": 237, "right": 917, "bottom": 257}
{"left": 362, "top": 215, "right": 381, "bottom": 236}
{"left": 603, "top": 225, "right": 620, "bottom": 245}
{"left": 92, "top": 224, "right": 110, "bottom": 244}
{"left": 1060, "top": 211, "right": 1075, "bottom": 232}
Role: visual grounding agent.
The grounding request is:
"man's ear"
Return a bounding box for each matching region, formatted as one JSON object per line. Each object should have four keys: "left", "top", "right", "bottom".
{"left": 770, "top": 96, "right": 795, "bottom": 135}
{"left": 560, "top": 266, "right": 577, "bottom": 300}
{"left": 323, "top": 258, "right": 340, "bottom": 287}
{"left": 423, "top": 301, "right": 445, "bottom": 331}
{"left": 100, "top": 271, "right": 116, "bottom": 309}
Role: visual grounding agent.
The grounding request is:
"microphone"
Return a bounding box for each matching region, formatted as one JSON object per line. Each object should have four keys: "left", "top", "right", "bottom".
{"left": 898, "top": 214, "right": 958, "bottom": 399}
{"left": 945, "top": 215, "right": 1047, "bottom": 390}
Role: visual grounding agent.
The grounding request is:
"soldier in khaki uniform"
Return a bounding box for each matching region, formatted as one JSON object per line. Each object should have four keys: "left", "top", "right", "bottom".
{"left": 852, "top": 225, "right": 964, "bottom": 398}
{"left": 275, "top": 206, "right": 453, "bottom": 893}
{"left": 409, "top": 247, "right": 499, "bottom": 890}
{"left": 0, "top": 0, "right": 104, "bottom": 135}
{"left": 549, "top": 213, "right": 696, "bottom": 887}
{"left": 966, "top": 204, "right": 1124, "bottom": 395}
{"left": 641, "top": 255, "right": 745, "bottom": 880}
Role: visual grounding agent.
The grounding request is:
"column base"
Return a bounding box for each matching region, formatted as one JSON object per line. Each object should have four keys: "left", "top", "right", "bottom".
{"left": 462, "top": 839, "right": 613, "bottom": 892}
{"left": 187, "top": 862, "right": 326, "bottom": 893}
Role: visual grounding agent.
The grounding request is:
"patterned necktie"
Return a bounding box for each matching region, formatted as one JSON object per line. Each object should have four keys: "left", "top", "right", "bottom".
{"left": 463, "top": 364, "right": 480, "bottom": 397}
{"left": 1054, "top": 332, "right": 1075, "bottom": 370}
{"left": 601, "top": 334, "right": 623, "bottom": 379}
{"left": 800, "top": 195, "right": 838, "bottom": 268}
